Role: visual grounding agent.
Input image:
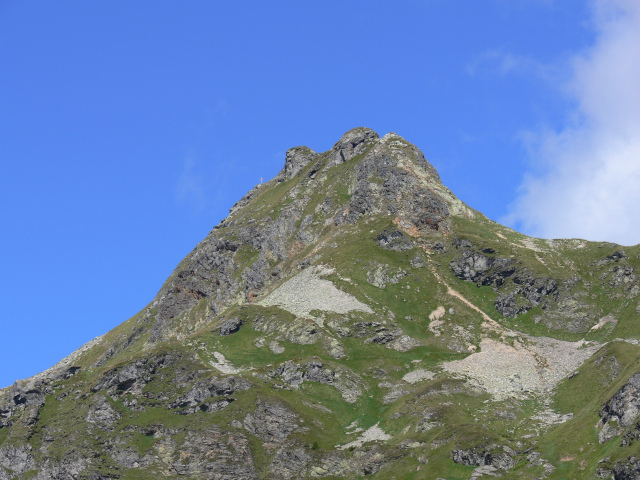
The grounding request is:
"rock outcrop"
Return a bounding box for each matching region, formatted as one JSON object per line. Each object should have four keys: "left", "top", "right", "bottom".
{"left": 602, "top": 373, "right": 640, "bottom": 427}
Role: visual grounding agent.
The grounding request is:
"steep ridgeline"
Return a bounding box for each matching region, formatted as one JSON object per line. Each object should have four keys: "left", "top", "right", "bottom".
{"left": 2, "top": 128, "right": 640, "bottom": 480}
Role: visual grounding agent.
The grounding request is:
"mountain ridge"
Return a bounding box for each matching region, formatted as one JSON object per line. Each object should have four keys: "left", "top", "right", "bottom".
{"left": 2, "top": 128, "right": 640, "bottom": 480}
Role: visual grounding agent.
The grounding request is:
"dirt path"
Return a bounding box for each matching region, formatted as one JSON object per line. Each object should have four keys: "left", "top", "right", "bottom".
{"left": 429, "top": 267, "right": 502, "bottom": 331}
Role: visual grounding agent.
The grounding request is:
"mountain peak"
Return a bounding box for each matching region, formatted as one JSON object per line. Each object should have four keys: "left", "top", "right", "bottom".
{"left": 5, "top": 129, "right": 638, "bottom": 480}
{"left": 330, "top": 127, "right": 379, "bottom": 165}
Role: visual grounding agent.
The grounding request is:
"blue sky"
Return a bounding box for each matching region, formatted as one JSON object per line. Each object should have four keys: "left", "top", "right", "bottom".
{"left": 2, "top": 1, "right": 639, "bottom": 387}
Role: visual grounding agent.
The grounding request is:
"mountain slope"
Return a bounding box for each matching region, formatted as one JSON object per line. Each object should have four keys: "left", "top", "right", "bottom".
{"left": 2, "top": 128, "right": 640, "bottom": 479}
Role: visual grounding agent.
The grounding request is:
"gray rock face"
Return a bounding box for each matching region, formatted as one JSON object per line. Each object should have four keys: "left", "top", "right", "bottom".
{"left": 244, "top": 400, "right": 299, "bottom": 446}
{"left": 450, "top": 448, "right": 492, "bottom": 467}
{"left": 494, "top": 292, "right": 519, "bottom": 318}
{"left": 92, "top": 354, "right": 177, "bottom": 394}
{"left": 0, "top": 446, "right": 92, "bottom": 480}
{"left": 167, "top": 426, "right": 257, "bottom": 480}
{"left": 599, "top": 421, "right": 618, "bottom": 443}
{"left": 243, "top": 255, "right": 270, "bottom": 300}
{"left": 148, "top": 237, "right": 240, "bottom": 343}
{"left": 382, "top": 385, "right": 410, "bottom": 404}
{"left": 366, "top": 263, "right": 407, "bottom": 289}
{"left": 594, "top": 249, "right": 628, "bottom": 266}
{"left": 365, "top": 328, "right": 402, "bottom": 345}
{"left": 376, "top": 227, "right": 414, "bottom": 251}
{"left": 0, "top": 446, "right": 34, "bottom": 477}
{"left": 449, "top": 240, "right": 516, "bottom": 287}
{"left": 329, "top": 127, "right": 379, "bottom": 166}
{"left": 409, "top": 255, "right": 428, "bottom": 268}
{"left": 1, "top": 366, "right": 257, "bottom": 479}
{"left": 470, "top": 465, "right": 500, "bottom": 479}
{"left": 278, "top": 147, "right": 317, "bottom": 180}
{"left": 347, "top": 146, "right": 449, "bottom": 230}
{"left": 609, "top": 265, "right": 639, "bottom": 292}
{"left": 86, "top": 395, "right": 121, "bottom": 430}
{"left": 253, "top": 315, "right": 321, "bottom": 345}
{"left": 602, "top": 372, "right": 640, "bottom": 426}
{"left": 239, "top": 206, "right": 301, "bottom": 261}
{"left": 229, "top": 184, "right": 263, "bottom": 217}
{"left": 405, "top": 188, "right": 450, "bottom": 232}
{"left": 526, "top": 451, "right": 541, "bottom": 463}
{"left": 269, "top": 447, "right": 312, "bottom": 479}
{"left": 6, "top": 370, "right": 72, "bottom": 409}
{"left": 111, "top": 447, "right": 153, "bottom": 470}
{"left": 309, "top": 453, "right": 350, "bottom": 477}
{"left": 270, "top": 361, "right": 362, "bottom": 403}
{"left": 334, "top": 181, "right": 374, "bottom": 225}
{"left": 169, "top": 375, "right": 251, "bottom": 413}
{"left": 450, "top": 240, "right": 560, "bottom": 318}
{"left": 494, "top": 273, "right": 560, "bottom": 318}
{"left": 450, "top": 446, "right": 515, "bottom": 471}
{"left": 512, "top": 274, "right": 559, "bottom": 306}
{"left": 535, "top": 290, "right": 599, "bottom": 333}
{"left": 613, "top": 459, "right": 640, "bottom": 480}
{"left": 9, "top": 386, "right": 45, "bottom": 408}
{"left": 621, "top": 423, "right": 640, "bottom": 447}
{"left": 0, "top": 370, "right": 80, "bottom": 430}
{"left": 351, "top": 447, "right": 386, "bottom": 476}
{"left": 219, "top": 317, "right": 244, "bottom": 336}
{"left": 322, "top": 128, "right": 454, "bottom": 233}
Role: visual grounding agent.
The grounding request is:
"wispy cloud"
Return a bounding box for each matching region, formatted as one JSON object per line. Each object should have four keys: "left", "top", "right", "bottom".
{"left": 176, "top": 156, "right": 206, "bottom": 213}
{"left": 466, "top": 49, "right": 560, "bottom": 82}
{"left": 175, "top": 147, "right": 259, "bottom": 220}
{"left": 175, "top": 99, "right": 238, "bottom": 216}
{"left": 504, "top": 0, "right": 640, "bottom": 245}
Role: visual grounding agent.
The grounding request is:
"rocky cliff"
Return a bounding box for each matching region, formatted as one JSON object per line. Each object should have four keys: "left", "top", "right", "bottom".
{"left": 2, "top": 128, "right": 640, "bottom": 479}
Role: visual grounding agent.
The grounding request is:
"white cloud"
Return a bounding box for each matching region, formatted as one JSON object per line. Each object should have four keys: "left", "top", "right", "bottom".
{"left": 505, "top": 0, "right": 640, "bottom": 245}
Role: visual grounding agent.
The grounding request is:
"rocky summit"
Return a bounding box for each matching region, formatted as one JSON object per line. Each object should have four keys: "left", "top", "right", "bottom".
{"left": 3, "top": 127, "right": 640, "bottom": 479}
